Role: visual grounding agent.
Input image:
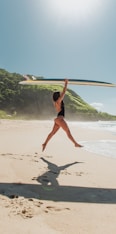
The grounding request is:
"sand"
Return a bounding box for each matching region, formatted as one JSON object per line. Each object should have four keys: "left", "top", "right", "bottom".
{"left": 0, "top": 119, "right": 116, "bottom": 234}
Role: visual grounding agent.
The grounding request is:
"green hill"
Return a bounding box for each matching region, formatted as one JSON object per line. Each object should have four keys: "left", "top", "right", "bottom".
{"left": 0, "top": 68, "right": 116, "bottom": 121}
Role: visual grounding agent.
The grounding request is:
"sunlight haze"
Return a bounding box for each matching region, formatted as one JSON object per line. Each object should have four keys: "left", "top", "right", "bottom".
{"left": 45, "top": 0, "right": 106, "bottom": 24}
{"left": 0, "top": 0, "right": 116, "bottom": 115}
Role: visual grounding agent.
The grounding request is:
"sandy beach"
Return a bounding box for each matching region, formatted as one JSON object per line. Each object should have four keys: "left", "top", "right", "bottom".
{"left": 0, "top": 119, "right": 116, "bottom": 234}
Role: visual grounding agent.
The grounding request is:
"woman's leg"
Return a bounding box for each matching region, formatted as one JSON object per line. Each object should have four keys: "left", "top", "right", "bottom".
{"left": 42, "top": 121, "right": 60, "bottom": 151}
{"left": 55, "top": 118, "right": 82, "bottom": 147}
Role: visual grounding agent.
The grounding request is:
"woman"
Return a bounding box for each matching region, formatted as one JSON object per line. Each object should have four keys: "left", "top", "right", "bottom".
{"left": 42, "top": 79, "right": 83, "bottom": 151}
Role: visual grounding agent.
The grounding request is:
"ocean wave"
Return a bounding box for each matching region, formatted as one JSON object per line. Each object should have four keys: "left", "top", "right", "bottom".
{"left": 69, "top": 121, "right": 116, "bottom": 135}
{"left": 82, "top": 140, "right": 116, "bottom": 159}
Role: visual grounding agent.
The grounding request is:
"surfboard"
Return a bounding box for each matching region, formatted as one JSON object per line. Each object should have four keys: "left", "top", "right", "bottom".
{"left": 19, "top": 77, "right": 116, "bottom": 87}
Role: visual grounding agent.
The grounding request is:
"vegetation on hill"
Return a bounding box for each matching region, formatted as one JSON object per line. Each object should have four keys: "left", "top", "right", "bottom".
{"left": 0, "top": 68, "right": 116, "bottom": 121}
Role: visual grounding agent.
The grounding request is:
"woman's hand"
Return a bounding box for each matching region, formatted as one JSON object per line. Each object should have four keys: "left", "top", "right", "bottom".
{"left": 64, "top": 79, "right": 68, "bottom": 84}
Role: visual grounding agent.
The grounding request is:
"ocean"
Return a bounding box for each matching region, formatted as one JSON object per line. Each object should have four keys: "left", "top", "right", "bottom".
{"left": 70, "top": 121, "right": 116, "bottom": 159}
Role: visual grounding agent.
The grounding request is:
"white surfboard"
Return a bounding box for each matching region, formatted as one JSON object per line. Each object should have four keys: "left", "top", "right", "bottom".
{"left": 19, "top": 77, "right": 116, "bottom": 87}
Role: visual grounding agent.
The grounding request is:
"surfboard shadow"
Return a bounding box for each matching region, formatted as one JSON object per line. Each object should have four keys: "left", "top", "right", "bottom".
{"left": 0, "top": 182, "right": 116, "bottom": 204}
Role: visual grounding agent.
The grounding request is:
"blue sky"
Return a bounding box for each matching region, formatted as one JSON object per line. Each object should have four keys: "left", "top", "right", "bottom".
{"left": 0, "top": 0, "right": 116, "bottom": 115}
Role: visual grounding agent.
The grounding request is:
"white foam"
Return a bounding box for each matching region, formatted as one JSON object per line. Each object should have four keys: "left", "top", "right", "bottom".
{"left": 82, "top": 140, "right": 116, "bottom": 159}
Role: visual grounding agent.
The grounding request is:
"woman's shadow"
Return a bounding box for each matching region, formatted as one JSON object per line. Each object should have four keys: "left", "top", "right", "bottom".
{"left": 37, "top": 157, "right": 82, "bottom": 188}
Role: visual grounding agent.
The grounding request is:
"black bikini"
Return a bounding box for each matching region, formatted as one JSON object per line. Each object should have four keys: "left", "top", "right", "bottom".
{"left": 57, "top": 101, "right": 65, "bottom": 117}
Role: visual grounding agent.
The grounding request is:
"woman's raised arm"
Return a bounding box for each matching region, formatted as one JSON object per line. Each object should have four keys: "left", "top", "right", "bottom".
{"left": 59, "top": 79, "right": 68, "bottom": 101}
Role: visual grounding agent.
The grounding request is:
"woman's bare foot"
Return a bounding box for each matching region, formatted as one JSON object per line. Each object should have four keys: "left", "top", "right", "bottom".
{"left": 75, "top": 143, "right": 83, "bottom": 148}
{"left": 42, "top": 143, "right": 46, "bottom": 152}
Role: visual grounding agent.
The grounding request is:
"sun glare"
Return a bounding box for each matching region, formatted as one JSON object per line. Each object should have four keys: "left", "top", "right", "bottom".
{"left": 47, "top": 0, "right": 105, "bottom": 24}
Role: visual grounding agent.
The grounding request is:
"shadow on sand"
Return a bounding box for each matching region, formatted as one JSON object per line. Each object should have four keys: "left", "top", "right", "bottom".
{"left": 0, "top": 157, "right": 116, "bottom": 204}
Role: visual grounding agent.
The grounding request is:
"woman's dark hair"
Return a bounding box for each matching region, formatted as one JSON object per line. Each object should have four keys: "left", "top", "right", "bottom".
{"left": 53, "top": 91, "right": 60, "bottom": 101}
